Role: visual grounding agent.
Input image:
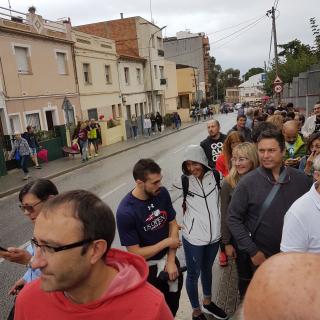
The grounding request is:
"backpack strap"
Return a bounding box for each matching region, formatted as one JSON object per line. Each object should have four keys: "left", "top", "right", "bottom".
{"left": 212, "top": 168, "right": 221, "bottom": 190}
{"left": 181, "top": 174, "right": 189, "bottom": 214}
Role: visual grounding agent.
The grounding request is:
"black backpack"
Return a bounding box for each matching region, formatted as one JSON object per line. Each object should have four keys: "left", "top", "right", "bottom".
{"left": 181, "top": 169, "right": 221, "bottom": 214}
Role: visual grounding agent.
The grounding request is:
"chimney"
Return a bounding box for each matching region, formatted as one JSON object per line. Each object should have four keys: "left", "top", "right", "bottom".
{"left": 28, "top": 6, "right": 36, "bottom": 14}
{"left": 120, "top": 13, "right": 124, "bottom": 19}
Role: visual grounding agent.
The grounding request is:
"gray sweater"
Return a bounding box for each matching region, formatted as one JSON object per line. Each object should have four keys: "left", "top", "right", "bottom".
{"left": 227, "top": 166, "right": 312, "bottom": 257}
{"left": 220, "top": 180, "right": 234, "bottom": 245}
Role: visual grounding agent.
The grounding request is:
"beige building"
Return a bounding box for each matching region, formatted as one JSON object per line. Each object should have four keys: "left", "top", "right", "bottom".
{"left": 0, "top": 7, "right": 81, "bottom": 136}
{"left": 225, "top": 87, "right": 240, "bottom": 104}
{"left": 72, "top": 30, "right": 122, "bottom": 121}
{"left": 164, "top": 60, "right": 178, "bottom": 114}
{"left": 176, "top": 64, "right": 197, "bottom": 121}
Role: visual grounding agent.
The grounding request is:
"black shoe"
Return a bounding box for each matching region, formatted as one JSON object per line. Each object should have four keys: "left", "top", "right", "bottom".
{"left": 202, "top": 302, "right": 228, "bottom": 319}
{"left": 192, "top": 313, "right": 207, "bottom": 320}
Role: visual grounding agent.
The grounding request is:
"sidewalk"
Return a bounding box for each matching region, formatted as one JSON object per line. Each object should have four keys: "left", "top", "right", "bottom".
{"left": 0, "top": 122, "right": 198, "bottom": 198}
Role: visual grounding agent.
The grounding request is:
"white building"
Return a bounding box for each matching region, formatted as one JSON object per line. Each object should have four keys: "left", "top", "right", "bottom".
{"left": 239, "top": 73, "right": 265, "bottom": 103}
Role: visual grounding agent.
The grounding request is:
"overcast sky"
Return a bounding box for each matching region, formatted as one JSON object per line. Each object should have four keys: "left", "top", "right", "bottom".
{"left": 3, "top": 0, "right": 319, "bottom": 75}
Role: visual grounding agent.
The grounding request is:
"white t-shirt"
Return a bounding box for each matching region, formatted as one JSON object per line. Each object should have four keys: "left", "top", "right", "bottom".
{"left": 281, "top": 183, "right": 320, "bottom": 253}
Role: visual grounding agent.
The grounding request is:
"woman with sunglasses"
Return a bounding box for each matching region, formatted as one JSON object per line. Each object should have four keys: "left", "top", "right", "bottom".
{"left": 220, "top": 142, "right": 259, "bottom": 299}
{"left": 0, "top": 179, "right": 58, "bottom": 295}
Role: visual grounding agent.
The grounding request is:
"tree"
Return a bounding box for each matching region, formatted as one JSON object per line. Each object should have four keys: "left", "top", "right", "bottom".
{"left": 278, "top": 39, "right": 312, "bottom": 59}
{"left": 310, "top": 17, "right": 320, "bottom": 59}
{"left": 243, "top": 67, "right": 265, "bottom": 81}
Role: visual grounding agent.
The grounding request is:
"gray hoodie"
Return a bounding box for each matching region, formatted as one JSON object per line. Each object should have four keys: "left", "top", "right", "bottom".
{"left": 175, "top": 145, "right": 221, "bottom": 245}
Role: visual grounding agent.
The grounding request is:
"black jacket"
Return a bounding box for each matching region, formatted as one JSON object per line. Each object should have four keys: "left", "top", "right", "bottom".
{"left": 227, "top": 166, "right": 312, "bottom": 257}
{"left": 228, "top": 125, "right": 252, "bottom": 142}
{"left": 200, "top": 134, "right": 226, "bottom": 169}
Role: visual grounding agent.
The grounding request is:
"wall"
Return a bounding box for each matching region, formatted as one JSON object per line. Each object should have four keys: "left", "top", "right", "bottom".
{"left": 177, "top": 67, "right": 197, "bottom": 94}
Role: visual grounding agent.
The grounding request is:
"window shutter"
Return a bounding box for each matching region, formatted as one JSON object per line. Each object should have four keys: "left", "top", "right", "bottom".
{"left": 15, "top": 47, "right": 29, "bottom": 73}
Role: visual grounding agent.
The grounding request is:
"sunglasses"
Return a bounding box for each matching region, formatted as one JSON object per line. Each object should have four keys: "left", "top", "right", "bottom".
{"left": 19, "top": 200, "right": 42, "bottom": 214}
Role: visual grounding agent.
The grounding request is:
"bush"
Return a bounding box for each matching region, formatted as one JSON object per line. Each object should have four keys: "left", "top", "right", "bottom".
{"left": 163, "top": 113, "right": 173, "bottom": 127}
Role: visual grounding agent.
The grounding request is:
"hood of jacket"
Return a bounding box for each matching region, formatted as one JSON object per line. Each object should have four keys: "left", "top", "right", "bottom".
{"left": 182, "top": 145, "right": 211, "bottom": 174}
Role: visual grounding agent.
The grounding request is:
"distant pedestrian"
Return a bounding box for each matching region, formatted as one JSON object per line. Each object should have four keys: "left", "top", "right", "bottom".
{"left": 299, "top": 132, "right": 320, "bottom": 176}
{"left": 87, "top": 119, "right": 100, "bottom": 157}
{"left": 150, "top": 113, "right": 156, "bottom": 134}
{"left": 143, "top": 115, "right": 151, "bottom": 137}
{"left": 78, "top": 122, "right": 88, "bottom": 163}
{"left": 131, "top": 114, "right": 138, "bottom": 139}
{"left": 302, "top": 101, "right": 320, "bottom": 138}
{"left": 23, "top": 126, "right": 41, "bottom": 169}
{"left": 155, "top": 112, "right": 163, "bottom": 133}
{"left": 174, "top": 112, "right": 181, "bottom": 130}
{"left": 11, "top": 133, "right": 31, "bottom": 180}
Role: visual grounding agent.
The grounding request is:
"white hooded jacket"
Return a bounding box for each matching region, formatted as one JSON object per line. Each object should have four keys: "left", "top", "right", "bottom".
{"left": 174, "top": 145, "right": 221, "bottom": 246}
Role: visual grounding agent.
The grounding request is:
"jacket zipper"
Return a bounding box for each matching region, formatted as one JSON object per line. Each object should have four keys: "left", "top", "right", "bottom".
{"left": 189, "top": 218, "right": 195, "bottom": 234}
{"left": 197, "top": 178, "right": 213, "bottom": 243}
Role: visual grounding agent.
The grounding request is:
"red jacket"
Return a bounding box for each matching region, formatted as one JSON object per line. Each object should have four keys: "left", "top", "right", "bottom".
{"left": 14, "top": 249, "right": 173, "bottom": 320}
{"left": 216, "top": 154, "right": 229, "bottom": 177}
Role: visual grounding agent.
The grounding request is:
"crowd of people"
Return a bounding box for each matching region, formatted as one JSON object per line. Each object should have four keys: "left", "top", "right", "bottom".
{"left": 2, "top": 100, "right": 320, "bottom": 319}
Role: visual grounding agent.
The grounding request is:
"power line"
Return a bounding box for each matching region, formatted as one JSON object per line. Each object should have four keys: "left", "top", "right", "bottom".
{"left": 214, "top": 16, "right": 267, "bottom": 49}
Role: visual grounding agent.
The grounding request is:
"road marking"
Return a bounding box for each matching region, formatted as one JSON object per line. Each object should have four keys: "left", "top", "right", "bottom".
{"left": 100, "top": 183, "right": 127, "bottom": 199}
{"left": 0, "top": 241, "right": 30, "bottom": 264}
{"left": 173, "top": 146, "right": 185, "bottom": 154}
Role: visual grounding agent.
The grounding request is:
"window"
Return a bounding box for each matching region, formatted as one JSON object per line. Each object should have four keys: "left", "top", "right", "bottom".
{"left": 124, "top": 67, "right": 130, "bottom": 85}
{"left": 151, "top": 35, "right": 155, "bottom": 48}
{"left": 154, "top": 65, "right": 158, "bottom": 79}
{"left": 126, "top": 105, "right": 131, "bottom": 120}
{"left": 136, "top": 68, "right": 142, "bottom": 84}
{"left": 112, "top": 105, "right": 116, "bottom": 119}
{"left": 9, "top": 114, "right": 21, "bottom": 134}
{"left": 159, "top": 66, "right": 164, "bottom": 79}
{"left": 26, "top": 113, "right": 41, "bottom": 131}
{"left": 87, "top": 108, "right": 98, "bottom": 120}
{"left": 83, "top": 63, "right": 92, "bottom": 84}
{"left": 157, "top": 37, "right": 162, "bottom": 49}
{"left": 56, "top": 52, "right": 68, "bottom": 75}
{"left": 105, "top": 65, "right": 112, "bottom": 84}
{"left": 14, "top": 46, "right": 30, "bottom": 73}
{"left": 118, "top": 104, "right": 122, "bottom": 117}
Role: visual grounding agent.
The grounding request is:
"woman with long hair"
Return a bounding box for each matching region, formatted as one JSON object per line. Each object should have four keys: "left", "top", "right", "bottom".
{"left": 216, "top": 131, "right": 245, "bottom": 177}
{"left": 0, "top": 179, "right": 58, "bottom": 294}
{"left": 220, "top": 142, "right": 259, "bottom": 299}
{"left": 299, "top": 132, "right": 320, "bottom": 176}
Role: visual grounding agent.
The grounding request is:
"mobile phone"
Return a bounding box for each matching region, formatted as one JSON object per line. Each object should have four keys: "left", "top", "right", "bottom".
{"left": 0, "top": 246, "right": 8, "bottom": 252}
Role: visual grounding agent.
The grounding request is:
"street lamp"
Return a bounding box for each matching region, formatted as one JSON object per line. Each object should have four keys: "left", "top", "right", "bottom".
{"left": 148, "top": 25, "right": 166, "bottom": 113}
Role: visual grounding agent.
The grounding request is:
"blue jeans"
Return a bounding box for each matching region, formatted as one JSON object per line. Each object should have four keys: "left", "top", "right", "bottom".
{"left": 20, "top": 155, "right": 29, "bottom": 174}
{"left": 79, "top": 140, "right": 88, "bottom": 160}
{"left": 183, "top": 237, "right": 220, "bottom": 309}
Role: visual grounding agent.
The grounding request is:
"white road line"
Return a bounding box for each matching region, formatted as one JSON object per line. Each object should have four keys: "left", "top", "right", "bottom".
{"left": 173, "top": 146, "right": 185, "bottom": 154}
{"left": 0, "top": 241, "right": 30, "bottom": 264}
{"left": 100, "top": 183, "right": 127, "bottom": 199}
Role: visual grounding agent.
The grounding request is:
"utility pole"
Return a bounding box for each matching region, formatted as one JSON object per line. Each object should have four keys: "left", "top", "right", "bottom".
{"left": 271, "top": 6, "right": 279, "bottom": 76}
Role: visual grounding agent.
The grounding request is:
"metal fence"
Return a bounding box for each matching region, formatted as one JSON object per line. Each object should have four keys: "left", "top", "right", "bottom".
{"left": 282, "top": 64, "right": 320, "bottom": 115}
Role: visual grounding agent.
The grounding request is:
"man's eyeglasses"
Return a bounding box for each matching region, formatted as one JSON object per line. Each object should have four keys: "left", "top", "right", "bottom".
{"left": 31, "top": 238, "right": 93, "bottom": 257}
{"left": 19, "top": 200, "right": 42, "bottom": 214}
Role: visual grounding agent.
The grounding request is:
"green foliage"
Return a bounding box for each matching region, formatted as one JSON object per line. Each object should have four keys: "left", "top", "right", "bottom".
{"left": 243, "top": 67, "right": 265, "bottom": 81}
{"left": 163, "top": 113, "right": 173, "bottom": 127}
{"left": 310, "top": 17, "right": 320, "bottom": 59}
{"left": 107, "top": 119, "right": 118, "bottom": 128}
{"left": 35, "top": 130, "right": 58, "bottom": 142}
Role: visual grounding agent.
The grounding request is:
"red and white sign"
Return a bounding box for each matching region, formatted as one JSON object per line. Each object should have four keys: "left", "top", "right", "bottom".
{"left": 273, "top": 75, "right": 283, "bottom": 93}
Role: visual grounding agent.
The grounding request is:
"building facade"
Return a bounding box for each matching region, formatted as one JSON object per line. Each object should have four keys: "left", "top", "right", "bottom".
{"left": 163, "top": 31, "right": 210, "bottom": 99}
{"left": 225, "top": 87, "right": 240, "bottom": 104}
{"left": 72, "top": 30, "right": 121, "bottom": 121}
{"left": 164, "top": 59, "right": 178, "bottom": 114}
{"left": 0, "top": 7, "right": 81, "bottom": 138}
{"left": 75, "top": 16, "right": 166, "bottom": 115}
{"left": 239, "top": 73, "right": 265, "bottom": 103}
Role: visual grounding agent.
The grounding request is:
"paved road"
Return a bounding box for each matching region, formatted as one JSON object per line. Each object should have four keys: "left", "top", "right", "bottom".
{"left": 0, "top": 113, "right": 237, "bottom": 319}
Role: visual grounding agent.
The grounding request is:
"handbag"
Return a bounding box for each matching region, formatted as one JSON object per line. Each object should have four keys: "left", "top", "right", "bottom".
{"left": 250, "top": 167, "right": 288, "bottom": 239}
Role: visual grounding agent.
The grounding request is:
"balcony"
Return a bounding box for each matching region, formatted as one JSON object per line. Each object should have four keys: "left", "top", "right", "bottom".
{"left": 158, "top": 49, "right": 164, "bottom": 57}
{"left": 160, "top": 78, "right": 166, "bottom": 85}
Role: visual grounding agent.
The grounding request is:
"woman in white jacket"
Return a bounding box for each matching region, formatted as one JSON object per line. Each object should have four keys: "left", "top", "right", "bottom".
{"left": 175, "top": 145, "right": 228, "bottom": 320}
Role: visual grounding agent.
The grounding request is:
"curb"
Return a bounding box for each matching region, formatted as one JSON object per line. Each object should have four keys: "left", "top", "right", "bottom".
{"left": 0, "top": 122, "right": 199, "bottom": 198}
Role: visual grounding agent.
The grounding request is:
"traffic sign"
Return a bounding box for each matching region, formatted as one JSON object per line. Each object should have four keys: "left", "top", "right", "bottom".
{"left": 274, "top": 84, "right": 283, "bottom": 93}
{"left": 273, "top": 75, "right": 283, "bottom": 84}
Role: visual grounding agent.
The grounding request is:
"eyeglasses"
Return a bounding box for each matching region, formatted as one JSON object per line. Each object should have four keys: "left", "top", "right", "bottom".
{"left": 19, "top": 200, "right": 42, "bottom": 214}
{"left": 231, "top": 157, "right": 249, "bottom": 164}
{"left": 31, "top": 238, "right": 93, "bottom": 257}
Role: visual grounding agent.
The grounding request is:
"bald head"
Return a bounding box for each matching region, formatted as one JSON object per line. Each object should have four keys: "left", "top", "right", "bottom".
{"left": 282, "top": 120, "right": 298, "bottom": 144}
{"left": 207, "top": 120, "right": 220, "bottom": 138}
{"left": 243, "top": 253, "right": 320, "bottom": 320}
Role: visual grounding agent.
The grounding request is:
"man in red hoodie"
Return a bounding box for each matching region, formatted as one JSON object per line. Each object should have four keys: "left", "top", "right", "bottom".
{"left": 14, "top": 190, "right": 173, "bottom": 320}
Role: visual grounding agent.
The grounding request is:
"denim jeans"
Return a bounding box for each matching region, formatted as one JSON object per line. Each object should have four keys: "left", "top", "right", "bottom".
{"left": 183, "top": 237, "right": 220, "bottom": 309}
{"left": 20, "top": 155, "right": 29, "bottom": 174}
{"left": 79, "top": 140, "right": 88, "bottom": 160}
{"left": 132, "top": 126, "right": 138, "bottom": 138}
